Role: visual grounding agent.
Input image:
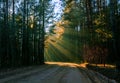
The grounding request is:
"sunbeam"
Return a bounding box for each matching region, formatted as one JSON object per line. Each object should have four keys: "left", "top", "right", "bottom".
{"left": 44, "top": 27, "right": 82, "bottom": 62}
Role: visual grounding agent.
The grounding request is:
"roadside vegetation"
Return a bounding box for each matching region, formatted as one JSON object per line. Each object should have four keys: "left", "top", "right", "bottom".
{"left": 86, "top": 63, "right": 120, "bottom": 83}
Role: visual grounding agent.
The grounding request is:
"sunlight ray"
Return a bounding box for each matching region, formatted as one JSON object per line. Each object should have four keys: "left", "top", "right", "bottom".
{"left": 44, "top": 48, "right": 53, "bottom": 61}
{"left": 49, "top": 40, "right": 76, "bottom": 61}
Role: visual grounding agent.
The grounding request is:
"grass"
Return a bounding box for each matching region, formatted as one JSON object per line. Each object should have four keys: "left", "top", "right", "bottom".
{"left": 86, "top": 64, "right": 120, "bottom": 83}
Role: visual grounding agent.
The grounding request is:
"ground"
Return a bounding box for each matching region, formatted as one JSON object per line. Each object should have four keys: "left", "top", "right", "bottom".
{"left": 0, "top": 62, "right": 116, "bottom": 83}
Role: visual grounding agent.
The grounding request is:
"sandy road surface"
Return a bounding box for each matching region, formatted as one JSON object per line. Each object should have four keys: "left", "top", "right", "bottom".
{"left": 0, "top": 62, "right": 116, "bottom": 83}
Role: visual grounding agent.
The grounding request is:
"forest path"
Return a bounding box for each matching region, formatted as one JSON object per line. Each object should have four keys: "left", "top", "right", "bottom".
{"left": 0, "top": 62, "right": 116, "bottom": 83}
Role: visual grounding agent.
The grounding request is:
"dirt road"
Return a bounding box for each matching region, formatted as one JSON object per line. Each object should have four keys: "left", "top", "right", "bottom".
{"left": 0, "top": 62, "right": 116, "bottom": 83}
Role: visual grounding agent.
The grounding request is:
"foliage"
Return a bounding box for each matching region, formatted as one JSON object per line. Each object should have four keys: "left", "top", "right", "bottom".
{"left": 63, "top": 0, "right": 119, "bottom": 64}
{"left": 95, "top": 28, "right": 112, "bottom": 42}
{"left": 0, "top": 0, "right": 46, "bottom": 68}
{"left": 93, "top": 14, "right": 113, "bottom": 43}
{"left": 0, "top": 0, "right": 120, "bottom": 67}
{"left": 83, "top": 45, "right": 108, "bottom": 64}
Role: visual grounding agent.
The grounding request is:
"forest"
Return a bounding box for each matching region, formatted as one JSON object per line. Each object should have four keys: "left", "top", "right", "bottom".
{"left": 0, "top": 0, "right": 120, "bottom": 69}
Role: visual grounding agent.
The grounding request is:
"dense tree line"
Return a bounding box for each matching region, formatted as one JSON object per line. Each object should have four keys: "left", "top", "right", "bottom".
{"left": 60, "top": 0, "right": 120, "bottom": 64}
{"left": 0, "top": 0, "right": 47, "bottom": 68}
{"left": 0, "top": 0, "right": 120, "bottom": 68}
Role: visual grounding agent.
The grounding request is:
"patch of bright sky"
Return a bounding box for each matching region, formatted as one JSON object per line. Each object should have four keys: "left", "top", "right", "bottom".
{"left": 52, "top": 0, "right": 63, "bottom": 13}
{"left": 46, "top": 0, "right": 64, "bottom": 33}
{"left": 51, "top": 0, "right": 64, "bottom": 20}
